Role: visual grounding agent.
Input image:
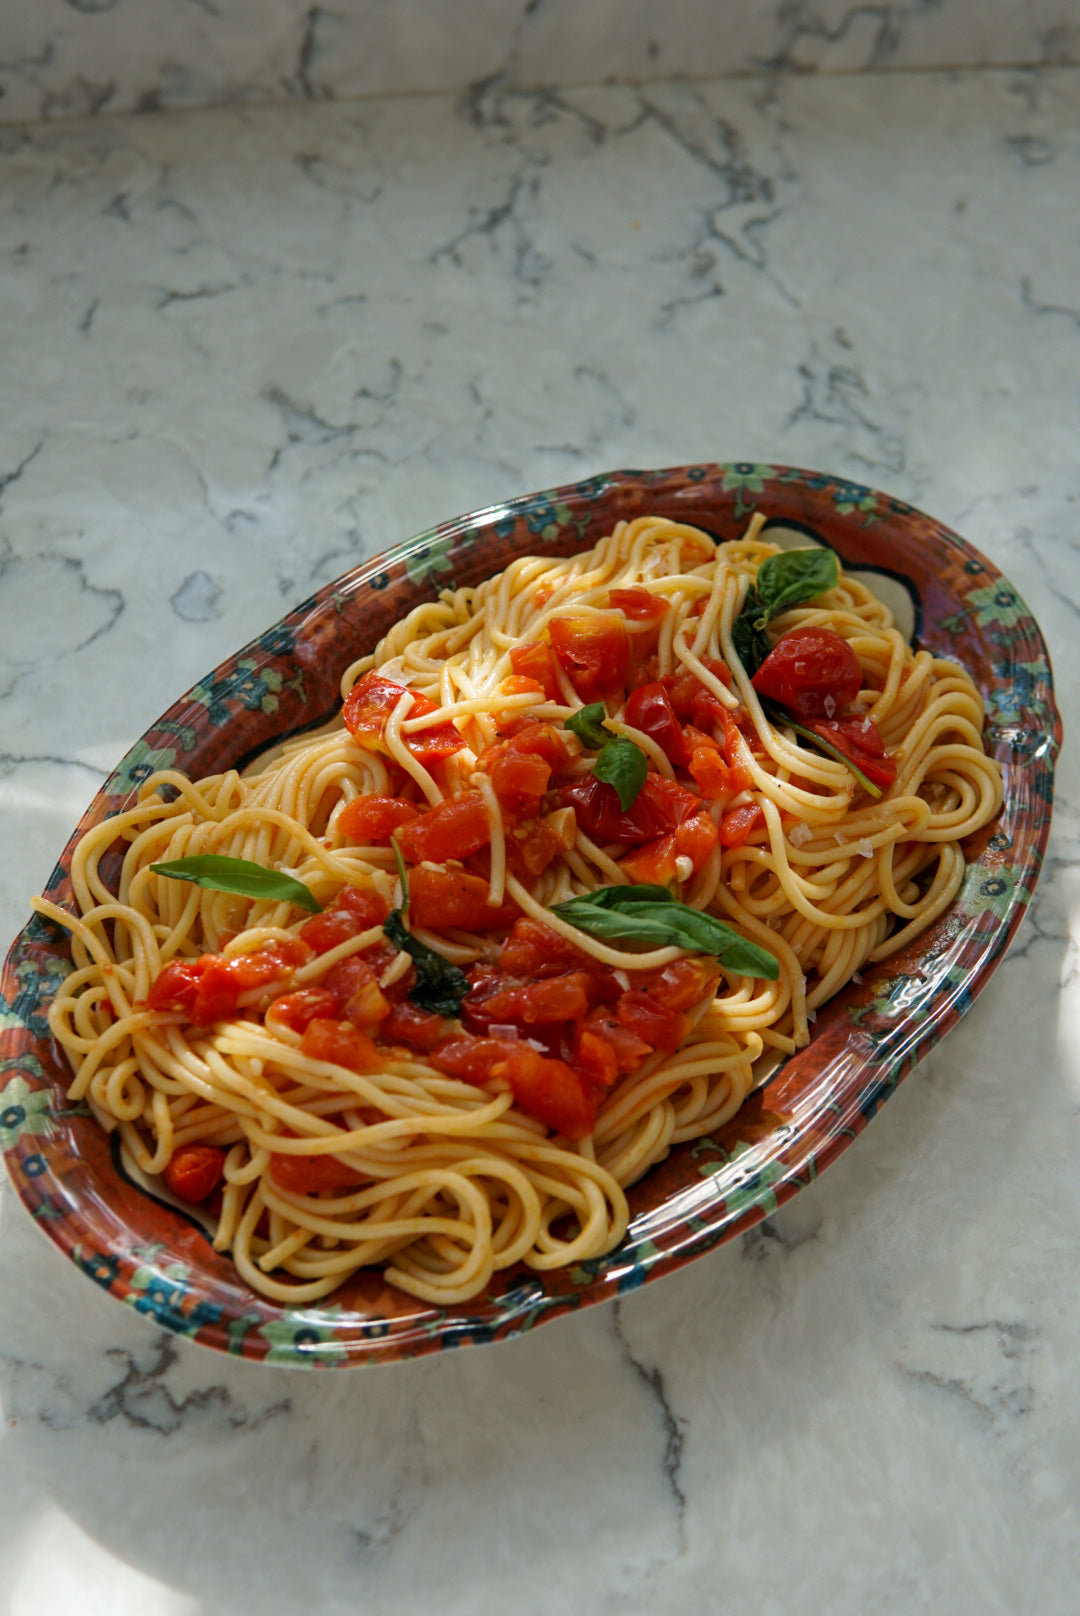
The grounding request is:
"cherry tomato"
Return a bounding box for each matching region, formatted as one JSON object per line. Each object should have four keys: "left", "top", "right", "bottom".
{"left": 299, "top": 887, "right": 388, "bottom": 954}
{"left": 407, "top": 866, "right": 519, "bottom": 932}
{"left": 265, "top": 986, "right": 341, "bottom": 1034}
{"left": 751, "top": 628, "right": 863, "bottom": 719}
{"left": 609, "top": 587, "right": 669, "bottom": 622}
{"left": 719, "top": 804, "right": 766, "bottom": 848}
{"left": 616, "top": 991, "right": 689, "bottom": 1052}
{"left": 509, "top": 642, "right": 562, "bottom": 700}
{"left": 322, "top": 956, "right": 390, "bottom": 1029}
{"left": 500, "top": 918, "right": 595, "bottom": 977}
{"left": 559, "top": 772, "right": 702, "bottom": 846}
{"left": 618, "top": 810, "right": 718, "bottom": 886}
{"left": 663, "top": 659, "right": 733, "bottom": 729}
{"left": 548, "top": 614, "right": 630, "bottom": 703}
{"left": 396, "top": 793, "right": 491, "bottom": 865}
{"left": 379, "top": 1001, "right": 450, "bottom": 1053}
{"left": 162, "top": 1144, "right": 226, "bottom": 1204}
{"left": 337, "top": 796, "right": 421, "bottom": 843}
{"left": 581, "top": 1008, "right": 652, "bottom": 1074}
{"left": 300, "top": 1017, "right": 382, "bottom": 1073}
{"left": 342, "top": 671, "right": 465, "bottom": 764}
{"left": 463, "top": 970, "right": 593, "bottom": 1032}
{"left": 646, "top": 958, "right": 718, "bottom": 1012}
{"left": 572, "top": 1027, "right": 619, "bottom": 1090}
{"left": 623, "top": 682, "right": 692, "bottom": 768}
{"left": 432, "top": 1037, "right": 599, "bottom": 1140}
{"left": 490, "top": 750, "right": 551, "bottom": 816}
{"left": 146, "top": 960, "right": 203, "bottom": 1015}
{"left": 808, "top": 714, "right": 898, "bottom": 791}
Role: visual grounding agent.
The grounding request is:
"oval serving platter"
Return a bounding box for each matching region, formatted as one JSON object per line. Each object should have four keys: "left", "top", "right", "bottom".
{"left": 0, "top": 465, "right": 1061, "bottom": 1366}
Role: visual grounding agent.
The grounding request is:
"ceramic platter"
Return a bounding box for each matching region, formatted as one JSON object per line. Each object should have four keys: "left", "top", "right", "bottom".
{"left": 0, "top": 465, "right": 1061, "bottom": 1366}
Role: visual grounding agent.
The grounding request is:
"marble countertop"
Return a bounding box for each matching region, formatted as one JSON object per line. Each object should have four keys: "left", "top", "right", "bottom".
{"left": 0, "top": 64, "right": 1077, "bottom": 1616}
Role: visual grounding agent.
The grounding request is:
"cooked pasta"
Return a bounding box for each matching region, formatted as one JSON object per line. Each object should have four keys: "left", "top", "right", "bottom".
{"left": 35, "top": 515, "right": 1003, "bottom": 1305}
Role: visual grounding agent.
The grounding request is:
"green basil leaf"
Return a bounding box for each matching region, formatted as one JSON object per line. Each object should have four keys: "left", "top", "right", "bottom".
{"left": 593, "top": 736, "right": 649, "bottom": 811}
{"left": 731, "top": 597, "right": 773, "bottom": 676}
{"left": 755, "top": 547, "right": 839, "bottom": 620}
{"left": 550, "top": 888, "right": 780, "bottom": 979}
{"left": 383, "top": 908, "right": 470, "bottom": 1017}
{"left": 565, "top": 703, "right": 611, "bottom": 750}
{"left": 149, "top": 856, "right": 322, "bottom": 913}
{"left": 761, "top": 701, "right": 882, "bottom": 799}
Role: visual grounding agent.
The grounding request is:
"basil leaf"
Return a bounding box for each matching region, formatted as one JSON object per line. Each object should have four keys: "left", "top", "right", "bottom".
{"left": 754, "top": 547, "right": 839, "bottom": 622}
{"left": 565, "top": 703, "right": 611, "bottom": 750}
{"left": 593, "top": 736, "right": 649, "bottom": 812}
{"left": 550, "top": 888, "right": 780, "bottom": 979}
{"left": 731, "top": 548, "right": 840, "bottom": 677}
{"left": 149, "top": 856, "right": 322, "bottom": 913}
{"left": 761, "top": 701, "right": 882, "bottom": 798}
{"left": 383, "top": 909, "right": 469, "bottom": 1017}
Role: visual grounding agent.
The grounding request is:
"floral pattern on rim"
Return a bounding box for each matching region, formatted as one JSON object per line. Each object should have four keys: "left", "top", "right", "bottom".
{"left": 0, "top": 465, "right": 1061, "bottom": 1366}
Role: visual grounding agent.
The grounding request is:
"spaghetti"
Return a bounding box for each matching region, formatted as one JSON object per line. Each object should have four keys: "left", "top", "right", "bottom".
{"left": 35, "top": 515, "right": 1003, "bottom": 1305}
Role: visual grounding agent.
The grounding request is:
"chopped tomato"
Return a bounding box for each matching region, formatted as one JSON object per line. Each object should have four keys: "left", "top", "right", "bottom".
{"left": 432, "top": 1037, "right": 599, "bottom": 1140}
{"left": 509, "top": 642, "right": 562, "bottom": 700}
{"left": 491, "top": 749, "right": 551, "bottom": 816}
{"left": 807, "top": 714, "right": 898, "bottom": 791}
{"left": 322, "top": 956, "right": 390, "bottom": 1028}
{"left": 663, "top": 659, "right": 733, "bottom": 730}
{"left": 162, "top": 1144, "right": 226, "bottom": 1204}
{"left": 342, "top": 671, "right": 466, "bottom": 764}
{"left": 146, "top": 960, "right": 203, "bottom": 1015}
{"left": 573, "top": 1027, "right": 619, "bottom": 1090}
{"left": 619, "top": 810, "right": 718, "bottom": 885}
{"left": 548, "top": 614, "right": 630, "bottom": 703}
{"left": 616, "top": 991, "right": 689, "bottom": 1052}
{"left": 581, "top": 1007, "right": 652, "bottom": 1075}
{"left": 396, "top": 793, "right": 491, "bottom": 865}
{"left": 687, "top": 721, "right": 753, "bottom": 799}
{"left": 465, "top": 970, "right": 593, "bottom": 1030}
{"left": 269, "top": 1152, "right": 367, "bottom": 1195}
{"left": 380, "top": 1001, "right": 450, "bottom": 1052}
{"left": 265, "top": 986, "right": 341, "bottom": 1034}
{"left": 623, "top": 682, "right": 692, "bottom": 768}
{"left": 408, "top": 865, "right": 518, "bottom": 932}
{"left": 337, "top": 796, "right": 421, "bottom": 843}
{"left": 720, "top": 804, "right": 766, "bottom": 848}
{"left": 609, "top": 587, "right": 669, "bottom": 622}
{"left": 751, "top": 628, "right": 863, "bottom": 719}
{"left": 300, "top": 1017, "right": 382, "bottom": 1073}
{"left": 299, "top": 886, "right": 388, "bottom": 954}
{"left": 647, "top": 958, "right": 717, "bottom": 1012}
{"left": 559, "top": 771, "right": 702, "bottom": 846}
{"left": 500, "top": 918, "right": 595, "bottom": 977}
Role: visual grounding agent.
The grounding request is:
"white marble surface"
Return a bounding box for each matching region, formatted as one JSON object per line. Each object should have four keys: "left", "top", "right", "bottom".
{"left": 2, "top": 0, "right": 1080, "bottom": 124}
{"left": 0, "top": 65, "right": 1077, "bottom": 1616}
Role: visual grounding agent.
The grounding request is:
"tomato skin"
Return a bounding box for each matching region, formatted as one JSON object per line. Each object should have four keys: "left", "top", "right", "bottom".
{"left": 265, "top": 986, "right": 341, "bottom": 1034}
{"left": 616, "top": 991, "right": 689, "bottom": 1052}
{"left": 807, "top": 715, "right": 898, "bottom": 790}
{"left": 396, "top": 793, "right": 491, "bottom": 865}
{"left": 559, "top": 772, "right": 702, "bottom": 846}
{"left": 548, "top": 614, "right": 631, "bottom": 703}
{"left": 379, "top": 1001, "right": 450, "bottom": 1053}
{"left": 146, "top": 960, "right": 203, "bottom": 1014}
{"left": 663, "top": 659, "right": 733, "bottom": 730}
{"left": 337, "top": 796, "right": 420, "bottom": 843}
{"left": 751, "top": 628, "right": 863, "bottom": 719}
{"left": 500, "top": 918, "right": 595, "bottom": 977}
{"left": 506, "top": 814, "right": 567, "bottom": 879}
{"left": 464, "top": 970, "right": 593, "bottom": 1031}
{"left": 333, "top": 887, "right": 392, "bottom": 927}
{"left": 647, "top": 958, "right": 717, "bottom": 1012}
{"left": 509, "top": 642, "right": 562, "bottom": 700}
{"left": 162, "top": 1144, "right": 226, "bottom": 1204}
{"left": 269, "top": 1152, "right": 366, "bottom": 1195}
{"left": 572, "top": 1028, "right": 619, "bottom": 1090}
{"left": 300, "top": 1017, "right": 383, "bottom": 1073}
{"left": 491, "top": 750, "right": 551, "bottom": 816}
{"left": 407, "top": 865, "right": 518, "bottom": 932}
{"left": 581, "top": 1008, "right": 652, "bottom": 1075}
{"left": 342, "top": 671, "right": 465, "bottom": 763}
{"left": 720, "top": 804, "right": 766, "bottom": 848}
{"left": 609, "top": 587, "right": 669, "bottom": 623}
{"left": 623, "top": 682, "right": 692, "bottom": 768}
{"left": 322, "top": 956, "right": 390, "bottom": 1029}
{"left": 299, "top": 887, "right": 388, "bottom": 955}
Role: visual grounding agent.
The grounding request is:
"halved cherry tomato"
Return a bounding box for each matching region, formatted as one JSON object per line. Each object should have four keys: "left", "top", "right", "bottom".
{"left": 548, "top": 614, "right": 630, "bottom": 703}
{"left": 162, "top": 1144, "right": 226, "bottom": 1204}
{"left": 609, "top": 587, "right": 669, "bottom": 622}
{"left": 509, "top": 642, "right": 562, "bottom": 700}
{"left": 407, "top": 866, "right": 518, "bottom": 932}
{"left": 751, "top": 628, "right": 863, "bottom": 719}
{"left": 269, "top": 1152, "right": 367, "bottom": 1195}
{"left": 663, "top": 659, "right": 733, "bottom": 730}
{"left": 322, "top": 956, "right": 390, "bottom": 1028}
{"left": 300, "top": 1017, "right": 382, "bottom": 1073}
{"left": 380, "top": 1001, "right": 450, "bottom": 1052}
{"left": 396, "top": 793, "right": 491, "bottom": 865}
{"left": 720, "top": 804, "right": 766, "bottom": 848}
{"left": 299, "top": 887, "right": 388, "bottom": 955}
{"left": 146, "top": 960, "right": 203, "bottom": 1015}
{"left": 807, "top": 714, "right": 897, "bottom": 791}
{"left": 616, "top": 991, "right": 689, "bottom": 1052}
{"left": 342, "top": 671, "right": 465, "bottom": 764}
{"left": 623, "top": 682, "right": 692, "bottom": 768}
{"left": 265, "top": 986, "right": 341, "bottom": 1034}
{"left": 618, "top": 810, "right": 719, "bottom": 886}
{"left": 432, "top": 1037, "right": 599, "bottom": 1140}
{"left": 337, "top": 796, "right": 421, "bottom": 843}
{"left": 559, "top": 772, "right": 702, "bottom": 845}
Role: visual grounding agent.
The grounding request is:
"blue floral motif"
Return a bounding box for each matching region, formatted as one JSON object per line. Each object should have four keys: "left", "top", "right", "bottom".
{"left": 0, "top": 1074, "right": 54, "bottom": 1149}
{"left": 259, "top": 1308, "right": 349, "bottom": 1365}
{"left": 960, "top": 582, "right": 1029, "bottom": 633}
{"left": 127, "top": 1258, "right": 223, "bottom": 1336}
{"left": 189, "top": 657, "right": 290, "bottom": 727}
{"left": 105, "top": 739, "right": 181, "bottom": 797}
{"left": 402, "top": 531, "right": 457, "bottom": 585}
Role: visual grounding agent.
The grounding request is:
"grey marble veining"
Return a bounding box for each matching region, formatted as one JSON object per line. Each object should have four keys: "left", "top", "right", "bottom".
{"left": 2, "top": 0, "right": 1080, "bottom": 125}
{"left": 0, "top": 64, "right": 1077, "bottom": 1616}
